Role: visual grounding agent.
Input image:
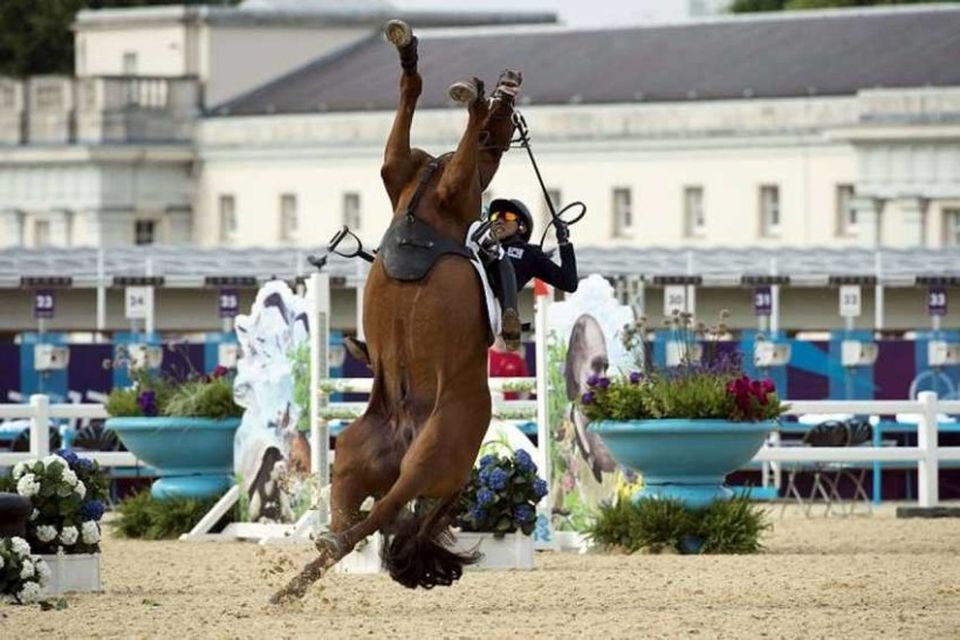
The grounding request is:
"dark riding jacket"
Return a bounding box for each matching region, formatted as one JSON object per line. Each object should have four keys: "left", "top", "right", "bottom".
{"left": 500, "top": 238, "right": 579, "bottom": 293}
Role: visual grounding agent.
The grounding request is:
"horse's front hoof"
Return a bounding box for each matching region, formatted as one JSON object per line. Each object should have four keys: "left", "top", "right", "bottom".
{"left": 448, "top": 80, "right": 479, "bottom": 105}
{"left": 384, "top": 19, "right": 413, "bottom": 47}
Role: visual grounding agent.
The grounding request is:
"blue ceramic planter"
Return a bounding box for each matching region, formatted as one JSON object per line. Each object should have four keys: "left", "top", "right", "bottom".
{"left": 106, "top": 417, "right": 241, "bottom": 500}
{"left": 589, "top": 419, "right": 773, "bottom": 509}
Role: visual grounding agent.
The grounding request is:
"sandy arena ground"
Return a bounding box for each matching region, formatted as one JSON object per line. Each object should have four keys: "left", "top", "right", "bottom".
{"left": 3, "top": 505, "right": 960, "bottom": 639}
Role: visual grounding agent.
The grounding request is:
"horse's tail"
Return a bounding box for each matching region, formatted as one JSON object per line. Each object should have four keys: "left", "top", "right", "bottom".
{"left": 381, "top": 497, "right": 481, "bottom": 589}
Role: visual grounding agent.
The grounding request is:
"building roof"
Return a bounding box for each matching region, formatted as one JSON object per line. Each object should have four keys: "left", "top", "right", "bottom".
{"left": 75, "top": 3, "right": 555, "bottom": 30}
{"left": 1, "top": 245, "right": 957, "bottom": 289}
{"left": 216, "top": 5, "right": 960, "bottom": 116}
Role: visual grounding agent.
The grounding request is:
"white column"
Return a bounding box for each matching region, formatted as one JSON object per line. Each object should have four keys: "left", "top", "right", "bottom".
{"left": 917, "top": 391, "right": 940, "bottom": 508}
{"left": 900, "top": 197, "right": 929, "bottom": 248}
{"left": 165, "top": 206, "right": 193, "bottom": 245}
{"left": 852, "top": 196, "right": 883, "bottom": 247}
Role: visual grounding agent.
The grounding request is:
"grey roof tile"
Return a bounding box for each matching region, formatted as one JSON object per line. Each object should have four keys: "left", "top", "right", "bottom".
{"left": 215, "top": 7, "right": 960, "bottom": 116}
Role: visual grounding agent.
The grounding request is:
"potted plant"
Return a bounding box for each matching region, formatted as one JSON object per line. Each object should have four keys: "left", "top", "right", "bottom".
{"left": 336, "top": 449, "right": 549, "bottom": 574}
{"left": 452, "top": 449, "right": 550, "bottom": 569}
{"left": 0, "top": 537, "right": 50, "bottom": 604}
{"left": 105, "top": 364, "right": 243, "bottom": 500}
{"left": 2, "top": 449, "right": 107, "bottom": 595}
{"left": 584, "top": 313, "right": 787, "bottom": 509}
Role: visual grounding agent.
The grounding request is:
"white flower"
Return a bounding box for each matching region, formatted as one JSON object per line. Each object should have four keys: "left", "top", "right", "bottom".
{"left": 10, "top": 537, "right": 31, "bottom": 558}
{"left": 42, "top": 453, "right": 66, "bottom": 469}
{"left": 19, "top": 559, "right": 34, "bottom": 579}
{"left": 74, "top": 480, "right": 87, "bottom": 499}
{"left": 16, "top": 473, "right": 40, "bottom": 498}
{"left": 35, "top": 558, "right": 51, "bottom": 585}
{"left": 81, "top": 521, "right": 101, "bottom": 545}
{"left": 0, "top": 555, "right": 4, "bottom": 570}
{"left": 30, "top": 509, "right": 39, "bottom": 521}
{"left": 17, "top": 581, "right": 42, "bottom": 604}
{"left": 12, "top": 461, "right": 26, "bottom": 479}
{"left": 59, "top": 526, "right": 79, "bottom": 546}
{"left": 35, "top": 525, "right": 58, "bottom": 543}
{"left": 61, "top": 467, "right": 78, "bottom": 487}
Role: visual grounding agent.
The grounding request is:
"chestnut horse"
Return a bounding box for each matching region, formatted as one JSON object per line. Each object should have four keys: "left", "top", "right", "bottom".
{"left": 272, "top": 20, "right": 519, "bottom": 601}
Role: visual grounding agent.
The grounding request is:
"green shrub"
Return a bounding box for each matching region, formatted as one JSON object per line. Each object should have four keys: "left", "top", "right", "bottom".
{"left": 587, "top": 496, "right": 770, "bottom": 554}
{"left": 110, "top": 492, "right": 232, "bottom": 539}
{"left": 163, "top": 376, "right": 241, "bottom": 420}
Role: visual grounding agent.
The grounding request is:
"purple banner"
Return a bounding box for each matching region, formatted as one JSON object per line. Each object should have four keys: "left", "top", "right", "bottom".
{"left": 928, "top": 286, "right": 947, "bottom": 317}
{"left": 218, "top": 288, "right": 239, "bottom": 318}
{"left": 752, "top": 286, "right": 772, "bottom": 317}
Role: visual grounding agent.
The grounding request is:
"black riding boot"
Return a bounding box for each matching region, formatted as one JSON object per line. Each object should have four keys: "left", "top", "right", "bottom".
{"left": 497, "top": 256, "right": 522, "bottom": 351}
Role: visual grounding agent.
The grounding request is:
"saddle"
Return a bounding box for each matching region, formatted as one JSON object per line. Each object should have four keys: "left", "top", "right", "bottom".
{"left": 380, "top": 214, "right": 473, "bottom": 281}
{"left": 379, "top": 157, "right": 473, "bottom": 282}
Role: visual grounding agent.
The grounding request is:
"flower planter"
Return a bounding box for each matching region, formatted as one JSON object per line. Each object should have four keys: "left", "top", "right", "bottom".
{"left": 38, "top": 553, "right": 101, "bottom": 595}
{"left": 105, "top": 417, "right": 241, "bottom": 499}
{"left": 589, "top": 419, "right": 773, "bottom": 509}
{"left": 335, "top": 531, "right": 534, "bottom": 574}
{"left": 451, "top": 531, "right": 534, "bottom": 570}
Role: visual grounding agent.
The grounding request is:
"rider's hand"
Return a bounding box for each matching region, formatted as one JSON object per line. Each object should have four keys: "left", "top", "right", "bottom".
{"left": 555, "top": 220, "right": 570, "bottom": 245}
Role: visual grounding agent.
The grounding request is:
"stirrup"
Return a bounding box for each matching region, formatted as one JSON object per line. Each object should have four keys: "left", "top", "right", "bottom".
{"left": 501, "top": 309, "right": 522, "bottom": 352}
{"left": 384, "top": 19, "right": 413, "bottom": 48}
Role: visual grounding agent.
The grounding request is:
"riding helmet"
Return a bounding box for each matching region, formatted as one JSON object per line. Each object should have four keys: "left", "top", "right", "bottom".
{"left": 489, "top": 198, "right": 534, "bottom": 243}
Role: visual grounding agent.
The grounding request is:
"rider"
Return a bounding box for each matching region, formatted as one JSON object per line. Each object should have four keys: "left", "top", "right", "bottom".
{"left": 485, "top": 197, "right": 578, "bottom": 351}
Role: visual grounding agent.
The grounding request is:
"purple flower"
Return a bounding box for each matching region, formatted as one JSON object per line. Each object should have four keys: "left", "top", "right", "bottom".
{"left": 513, "top": 504, "right": 535, "bottom": 524}
{"left": 487, "top": 468, "right": 508, "bottom": 491}
{"left": 80, "top": 500, "right": 106, "bottom": 521}
{"left": 514, "top": 450, "right": 536, "bottom": 473}
{"left": 581, "top": 392, "right": 595, "bottom": 405}
{"left": 533, "top": 478, "right": 549, "bottom": 499}
{"left": 597, "top": 377, "right": 611, "bottom": 390}
{"left": 55, "top": 448, "right": 79, "bottom": 466}
{"left": 478, "top": 454, "right": 497, "bottom": 469}
{"left": 629, "top": 371, "right": 643, "bottom": 385}
{"left": 476, "top": 487, "right": 495, "bottom": 506}
{"left": 586, "top": 374, "right": 601, "bottom": 388}
{"left": 468, "top": 506, "right": 487, "bottom": 522}
{"left": 137, "top": 390, "right": 158, "bottom": 417}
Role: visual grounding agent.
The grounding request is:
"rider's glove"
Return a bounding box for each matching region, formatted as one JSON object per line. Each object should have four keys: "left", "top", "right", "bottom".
{"left": 555, "top": 220, "right": 570, "bottom": 245}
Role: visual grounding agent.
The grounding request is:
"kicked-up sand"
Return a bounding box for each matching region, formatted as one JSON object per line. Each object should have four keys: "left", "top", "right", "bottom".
{"left": 3, "top": 504, "right": 960, "bottom": 639}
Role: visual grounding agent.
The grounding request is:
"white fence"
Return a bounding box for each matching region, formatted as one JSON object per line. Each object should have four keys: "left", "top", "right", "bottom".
{"left": 0, "top": 394, "right": 139, "bottom": 468}
{"left": 757, "top": 391, "right": 960, "bottom": 508}
{"left": 4, "top": 391, "right": 960, "bottom": 509}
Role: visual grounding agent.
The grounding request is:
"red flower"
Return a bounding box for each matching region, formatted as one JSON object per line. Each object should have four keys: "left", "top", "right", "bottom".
{"left": 211, "top": 365, "right": 229, "bottom": 379}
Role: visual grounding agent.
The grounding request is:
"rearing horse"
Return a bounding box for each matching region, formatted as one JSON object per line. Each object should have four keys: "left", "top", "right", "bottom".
{"left": 273, "top": 20, "right": 519, "bottom": 601}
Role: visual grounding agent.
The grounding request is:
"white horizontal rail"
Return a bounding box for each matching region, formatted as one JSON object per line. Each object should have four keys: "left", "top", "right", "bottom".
{"left": 317, "top": 377, "right": 538, "bottom": 395}
{"left": 782, "top": 400, "right": 923, "bottom": 415}
{"left": 0, "top": 451, "right": 140, "bottom": 467}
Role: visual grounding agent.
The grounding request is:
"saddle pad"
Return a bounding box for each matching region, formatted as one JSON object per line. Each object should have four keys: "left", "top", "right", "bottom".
{"left": 465, "top": 220, "right": 502, "bottom": 342}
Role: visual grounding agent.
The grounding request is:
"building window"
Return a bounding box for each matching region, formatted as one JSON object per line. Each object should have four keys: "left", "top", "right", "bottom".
{"left": 0, "top": 85, "right": 15, "bottom": 109}
{"left": 944, "top": 209, "right": 960, "bottom": 247}
{"left": 135, "top": 220, "right": 156, "bottom": 246}
{"left": 279, "top": 194, "right": 298, "bottom": 242}
{"left": 683, "top": 186, "right": 705, "bottom": 237}
{"left": 759, "top": 185, "right": 780, "bottom": 237}
{"left": 219, "top": 195, "right": 237, "bottom": 243}
{"left": 613, "top": 187, "right": 633, "bottom": 237}
{"left": 33, "top": 220, "right": 51, "bottom": 248}
{"left": 836, "top": 185, "right": 856, "bottom": 236}
{"left": 343, "top": 193, "right": 361, "bottom": 230}
{"left": 35, "top": 85, "right": 63, "bottom": 109}
{"left": 123, "top": 52, "right": 138, "bottom": 76}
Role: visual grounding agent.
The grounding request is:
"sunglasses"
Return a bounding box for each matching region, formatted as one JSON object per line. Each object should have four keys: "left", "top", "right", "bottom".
{"left": 489, "top": 211, "right": 519, "bottom": 223}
